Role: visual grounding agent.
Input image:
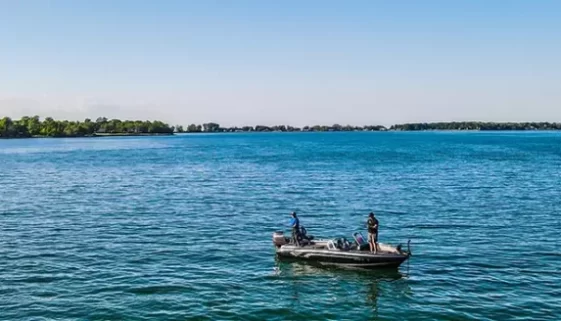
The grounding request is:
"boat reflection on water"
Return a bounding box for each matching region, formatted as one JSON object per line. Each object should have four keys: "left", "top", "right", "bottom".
{"left": 273, "top": 257, "right": 413, "bottom": 314}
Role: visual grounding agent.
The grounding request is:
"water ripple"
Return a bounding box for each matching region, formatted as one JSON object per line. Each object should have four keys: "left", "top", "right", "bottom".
{"left": 0, "top": 132, "right": 560, "bottom": 320}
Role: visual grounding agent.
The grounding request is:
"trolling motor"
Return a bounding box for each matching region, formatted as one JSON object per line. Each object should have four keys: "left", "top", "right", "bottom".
{"left": 396, "top": 240, "right": 412, "bottom": 256}
{"left": 407, "top": 240, "right": 412, "bottom": 256}
{"left": 397, "top": 240, "right": 412, "bottom": 256}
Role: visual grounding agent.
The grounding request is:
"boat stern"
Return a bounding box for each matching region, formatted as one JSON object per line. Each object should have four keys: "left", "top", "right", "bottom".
{"left": 272, "top": 231, "right": 289, "bottom": 249}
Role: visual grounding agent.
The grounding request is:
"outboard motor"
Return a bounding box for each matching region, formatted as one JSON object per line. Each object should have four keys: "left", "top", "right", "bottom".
{"left": 272, "top": 231, "right": 288, "bottom": 248}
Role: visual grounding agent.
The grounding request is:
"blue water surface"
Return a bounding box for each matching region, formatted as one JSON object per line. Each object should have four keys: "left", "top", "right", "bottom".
{"left": 1, "top": 132, "right": 560, "bottom": 320}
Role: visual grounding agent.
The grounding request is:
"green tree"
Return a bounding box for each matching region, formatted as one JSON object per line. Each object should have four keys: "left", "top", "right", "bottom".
{"left": 203, "top": 122, "right": 220, "bottom": 132}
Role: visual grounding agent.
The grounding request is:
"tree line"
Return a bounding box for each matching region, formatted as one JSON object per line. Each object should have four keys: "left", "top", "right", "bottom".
{"left": 176, "top": 121, "right": 561, "bottom": 132}
{"left": 175, "top": 122, "right": 387, "bottom": 133}
{"left": 2, "top": 116, "right": 561, "bottom": 138}
{"left": 0, "top": 116, "right": 174, "bottom": 138}
{"left": 389, "top": 122, "right": 561, "bottom": 131}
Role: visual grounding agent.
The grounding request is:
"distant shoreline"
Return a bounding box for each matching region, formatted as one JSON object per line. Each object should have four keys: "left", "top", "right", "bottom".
{"left": 2, "top": 129, "right": 561, "bottom": 140}
{"left": 177, "top": 128, "right": 561, "bottom": 133}
{"left": 0, "top": 133, "right": 175, "bottom": 140}
{"left": 1, "top": 116, "right": 561, "bottom": 138}
{"left": 90, "top": 133, "right": 174, "bottom": 137}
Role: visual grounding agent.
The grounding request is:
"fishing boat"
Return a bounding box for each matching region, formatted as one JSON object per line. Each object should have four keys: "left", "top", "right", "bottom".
{"left": 272, "top": 228, "right": 411, "bottom": 269}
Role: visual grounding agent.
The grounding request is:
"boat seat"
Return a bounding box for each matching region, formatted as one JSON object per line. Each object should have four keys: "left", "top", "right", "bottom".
{"left": 336, "top": 238, "right": 344, "bottom": 250}
{"left": 329, "top": 238, "right": 351, "bottom": 251}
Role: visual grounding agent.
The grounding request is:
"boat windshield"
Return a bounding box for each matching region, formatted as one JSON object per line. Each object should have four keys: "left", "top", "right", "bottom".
{"left": 327, "top": 238, "right": 352, "bottom": 251}
{"left": 353, "top": 232, "right": 367, "bottom": 246}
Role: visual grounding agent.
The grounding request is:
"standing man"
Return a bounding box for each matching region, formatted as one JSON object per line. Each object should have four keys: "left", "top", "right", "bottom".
{"left": 367, "top": 212, "right": 379, "bottom": 253}
{"left": 289, "top": 212, "right": 300, "bottom": 246}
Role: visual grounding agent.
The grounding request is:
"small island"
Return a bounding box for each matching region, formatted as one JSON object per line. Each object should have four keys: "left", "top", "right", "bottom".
{"left": 1, "top": 116, "right": 561, "bottom": 138}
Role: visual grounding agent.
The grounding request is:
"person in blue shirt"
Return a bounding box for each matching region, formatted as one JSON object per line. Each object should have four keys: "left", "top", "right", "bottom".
{"left": 289, "top": 212, "right": 300, "bottom": 246}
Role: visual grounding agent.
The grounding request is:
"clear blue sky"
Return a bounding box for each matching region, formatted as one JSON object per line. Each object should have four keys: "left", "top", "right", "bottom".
{"left": 1, "top": 0, "right": 560, "bottom": 126}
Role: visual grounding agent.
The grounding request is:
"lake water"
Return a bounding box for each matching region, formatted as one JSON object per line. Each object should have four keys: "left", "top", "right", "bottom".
{"left": 1, "top": 132, "right": 560, "bottom": 320}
